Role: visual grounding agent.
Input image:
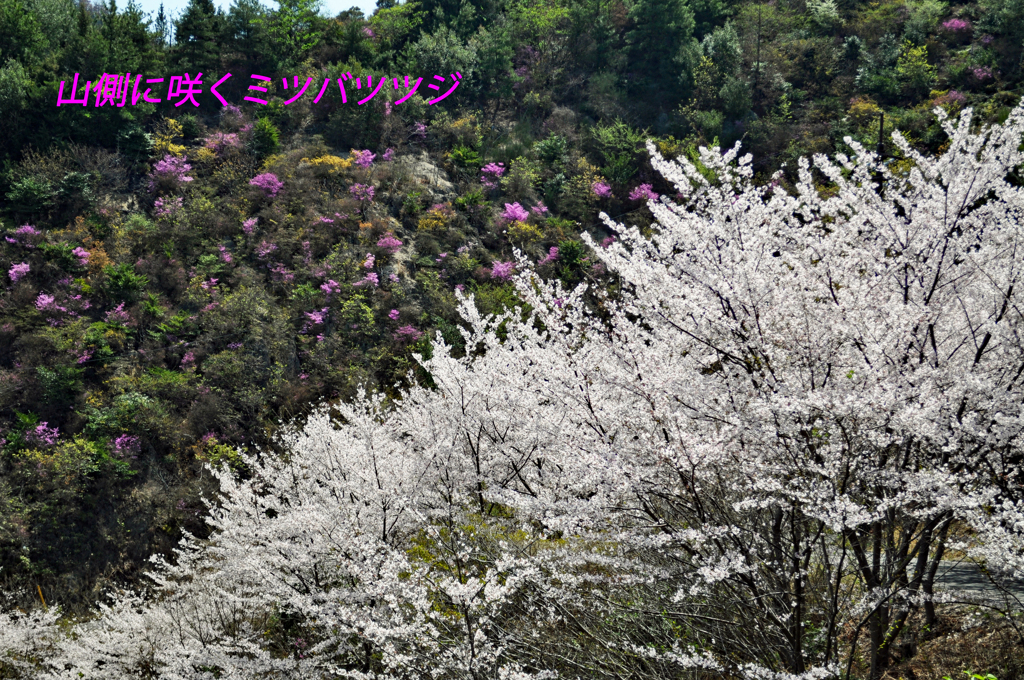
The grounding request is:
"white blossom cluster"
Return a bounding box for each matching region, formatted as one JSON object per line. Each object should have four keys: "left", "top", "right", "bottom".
{"left": 2, "top": 103, "right": 1024, "bottom": 679}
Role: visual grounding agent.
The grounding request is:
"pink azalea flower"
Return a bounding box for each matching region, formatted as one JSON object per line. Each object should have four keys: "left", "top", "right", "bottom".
{"left": 629, "top": 184, "right": 659, "bottom": 201}
{"left": 8, "top": 262, "right": 29, "bottom": 283}
{"left": 502, "top": 202, "right": 530, "bottom": 222}
{"left": 249, "top": 173, "right": 284, "bottom": 197}
{"left": 490, "top": 261, "right": 515, "bottom": 281}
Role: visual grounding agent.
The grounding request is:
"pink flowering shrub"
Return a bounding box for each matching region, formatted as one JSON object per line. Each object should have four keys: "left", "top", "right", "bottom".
{"left": 36, "top": 293, "right": 59, "bottom": 312}
{"left": 113, "top": 434, "right": 141, "bottom": 459}
{"left": 350, "top": 184, "right": 375, "bottom": 201}
{"left": 629, "top": 183, "right": 659, "bottom": 201}
{"left": 353, "top": 150, "right": 376, "bottom": 168}
{"left": 388, "top": 309, "right": 400, "bottom": 320}
{"left": 33, "top": 283, "right": 90, "bottom": 326}
{"left": 377, "top": 233, "right": 403, "bottom": 254}
{"left": 148, "top": 155, "right": 194, "bottom": 193}
{"left": 480, "top": 163, "right": 505, "bottom": 189}
{"left": 502, "top": 202, "right": 530, "bottom": 222}
{"left": 490, "top": 261, "right": 515, "bottom": 281}
{"left": 269, "top": 263, "right": 294, "bottom": 282}
{"left": 383, "top": 148, "right": 395, "bottom": 161}
{"left": 250, "top": 173, "right": 284, "bottom": 197}
{"left": 933, "top": 90, "right": 966, "bottom": 109}
{"left": 105, "top": 302, "right": 131, "bottom": 326}
{"left": 219, "top": 246, "right": 233, "bottom": 263}
{"left": 320, "top": 279, "right": 341, "bottom": 297}
{"left": 302, "top": 307, "right": 329, "bottom": 333}
{"left": 8, "top": 262, "right": 29, "bottom": 283}
{"left": 972, "top": 66, "right": 993, "bottom": 81}
{"left": 204, "top": 132, "right": 242, "bottom": 153}
{"left": 154, "top": 197, "right": 184, "bottom": 217}
{"left": 255, "top": 241, "right": 278, "bottom": 259}
{"left": 353, "top": 272, "right": 379, "bottom": 287}
{"left": 411, "top": 121, "right": 427, "bottom": 140}
{"left": 25, "top": 422, "right": 60, "bottom": 448}
{"left": 592, "top": 181, "right": 613, "bottom": 198}
{"left": 539, "top": 247, "right": 559, "bottom": 265}
{"left": 531, "top": 202, "right": 549, "bottom": 215}
{"left": 6, "top": 225, "right": 42, "bottom": 249}
{"left": 393, "top": 325, "right": 423, "bottom": 342}
{"left": 942, "top": 18, "right": 971, "bottom": 31}
{"left": 363, "top": 253, "right": 375, "bottom": 269}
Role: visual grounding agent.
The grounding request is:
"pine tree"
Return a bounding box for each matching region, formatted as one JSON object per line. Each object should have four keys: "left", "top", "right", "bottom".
{"left": 172, "top": 0, "right": 221, "bottom": 73}
{"left": 624, "top": 0, "right": 697, "bottom": 98}
{"left": 153, "top": 2, "right": 167, "bottom": 48}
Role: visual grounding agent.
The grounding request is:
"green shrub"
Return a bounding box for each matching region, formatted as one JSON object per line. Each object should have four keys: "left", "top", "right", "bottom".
{"left": 103, "top": 263, "right": 150, "bottom": 302}
{"left": 6, "top": 175, "right": 54, "bottom": 216}
{"left": 36, "top": 365, "right": 84, "bottom": 405}
{"left": 448, "top": 145, "right": 482, "bottom": 172}
{"left": 250, "top": 117, "right": 281, "bottom": 159}
{"left": 40, "top": 242, "right": 86, "bottom": 271}
{"left": 500, "top": 157, "right": 542, "bottom": 200}
{"left": 600, "top": 153, "right": 637, "bottom": 185}
{"left": 57, "top": 171, "right": 97, "bottom": 210}
{"left": 588, "top": 119, "right": 650, "bottom": 170}
{"left": 534, "top": 134, "right": 569, "bottom": 166}
{"left": 557, "top": 239, "right": 586, "bottom": 268}
{"left": 403, "top": 191, "right": 427, "bottom": 217}
{"left": 179, "top": 113, "right": 203, "bottom": 140}
{"left": 454, "top": 188, "right": 486, "bottom": 211}
{"left": 117, "top": 125, "right": 154, "bottom": 165}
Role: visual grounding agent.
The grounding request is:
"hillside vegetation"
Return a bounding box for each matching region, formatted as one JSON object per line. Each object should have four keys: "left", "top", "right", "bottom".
{"left": 0, "top": 0, "right": 1022, "bottom": 662}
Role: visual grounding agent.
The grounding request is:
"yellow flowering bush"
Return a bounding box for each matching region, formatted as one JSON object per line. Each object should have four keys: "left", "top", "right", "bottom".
{"left": 848, "top": 96, "right": 882, "bottom": 127}
{"left": 507, "top": 220, "right": 543, "bottom": 244}
{"left": 192, "top": 147, "right": 217, "bottom": 165}
{"left": 301, "top": 155, "right": 353, "bottom": 175}
{"left": 153, "top": 119, "right": 187, "bottom": 157}
{"left": 417, "top": 203, "right": 455, "bottom": 232}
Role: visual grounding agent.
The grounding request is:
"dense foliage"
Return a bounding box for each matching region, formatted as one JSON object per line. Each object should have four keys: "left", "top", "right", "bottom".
{"left": 2, "top": 0, "right": 1024, "bottom": 675}
{"left": 2, "top": 99, "right": 1024, "bottom": 680}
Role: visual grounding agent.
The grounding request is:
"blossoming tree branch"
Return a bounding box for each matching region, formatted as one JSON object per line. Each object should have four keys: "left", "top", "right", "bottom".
{"left": 2, "top": 102, "right": 1023, "bottom": 680}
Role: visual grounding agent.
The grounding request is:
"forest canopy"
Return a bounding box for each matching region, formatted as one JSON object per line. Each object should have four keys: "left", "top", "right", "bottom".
{"left": 1, "top": 0, "right": 1024, "bottom": 677}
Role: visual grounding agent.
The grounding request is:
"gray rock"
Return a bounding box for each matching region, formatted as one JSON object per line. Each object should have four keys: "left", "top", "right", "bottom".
{"left": 393, "top": 151, "right": 456, "bottom": 201}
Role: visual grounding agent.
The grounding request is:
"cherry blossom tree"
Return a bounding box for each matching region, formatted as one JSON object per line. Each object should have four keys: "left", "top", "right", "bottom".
{"left": 3, "top": 103, "right": 1024, "bottom": 680}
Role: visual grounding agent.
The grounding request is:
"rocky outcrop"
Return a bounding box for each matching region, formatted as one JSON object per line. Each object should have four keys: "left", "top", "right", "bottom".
{"left": 393, "top": 151, "right": 456, "bottom": 202}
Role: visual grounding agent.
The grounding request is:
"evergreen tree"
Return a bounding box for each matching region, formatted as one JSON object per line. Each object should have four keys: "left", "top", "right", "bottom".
{"left": 101, "top": 0, "right": 160, "bottom": 75}
{"left": 259, "top": 0, "right": 326, "bottom": 68}
{"left": 0, "top": 0, "right": 48, "bottom": 65}
{"left": 173, "top": 0, "right": 222, "bottom": 73}
{"left": 224, "top": 0, "right": 272, "bottom": 70}
{"left": 153, "top": 2, "right": 167, "bottom": 48}
{"left": 624, "top": 0, "right": 697, "bottom": 100}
